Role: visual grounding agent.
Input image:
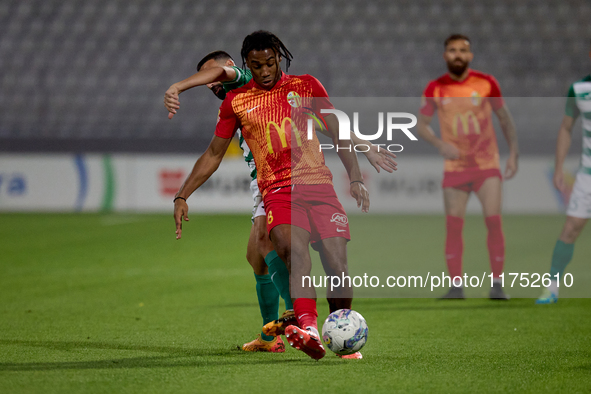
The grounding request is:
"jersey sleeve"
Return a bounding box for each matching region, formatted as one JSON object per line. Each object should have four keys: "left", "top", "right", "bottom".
{"left": 214, "top": 96, "right": 240, "bottom": 139}
{"left": 222, "top": 66, "right": 252, "bottom": 93}
{"left": 308, "top": 76, "right": 335, "bottom": 120}
{"left": 419, "top": 82, "right": 437, "bottom": 116}
{"left": 487, "top": 75, "right": 505, "bottom": 111}
{"left": 565, "top": 84, "right": 580, "bottom": 119}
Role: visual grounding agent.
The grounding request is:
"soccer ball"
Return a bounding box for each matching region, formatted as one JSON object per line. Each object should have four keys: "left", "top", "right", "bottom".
{"left": 321, "top": 309, "right": 368, "bottom": 355}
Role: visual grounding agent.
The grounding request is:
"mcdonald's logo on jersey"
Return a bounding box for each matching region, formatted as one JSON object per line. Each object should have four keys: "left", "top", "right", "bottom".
{"left": 452, "top": 111, "right": 481, "bottom": 137}
{"left": 265, "top": 117, "right": 303, "bottom": 154}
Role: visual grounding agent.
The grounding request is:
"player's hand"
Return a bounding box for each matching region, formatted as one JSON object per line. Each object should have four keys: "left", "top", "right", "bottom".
{"left": 350, "top": 182, "right": 370, "bottom": 213}
{"left": 553, "top": 170, "right": 565, "bottom": 193}
{"left": 438, "top": 142, "right": 460, "bottom": 160}
{"left": 504, "top": 153, "right": 518, "bottom": 180}
{"left": 164, "top": 85, "right": 181, "bottom": 119}
{"left": 364, "top": 145, "right": 397, "bottom": 173}
{"left": 174, "top": 199, "right": 189, "bottom": 239}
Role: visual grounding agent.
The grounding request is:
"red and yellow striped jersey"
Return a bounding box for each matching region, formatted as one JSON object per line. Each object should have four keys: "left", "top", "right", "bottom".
{"left": 215, "top": 72, "right": 334, "bottom": 196}
{"left": 420, "top": 69, "right": 504, "bottom": 172}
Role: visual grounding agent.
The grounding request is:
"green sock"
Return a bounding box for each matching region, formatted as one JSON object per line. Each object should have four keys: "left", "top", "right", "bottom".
{"left": 264, "top": 251, "right": 293, "bottom": 311}
{"left": 549, "top": 240, "right": 575, "bottom": 277}
{"left": 254, "top": 273, "right": 279, "bottom": 342}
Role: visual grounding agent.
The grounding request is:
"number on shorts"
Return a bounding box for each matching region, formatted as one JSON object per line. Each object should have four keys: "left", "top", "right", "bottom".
{"left": 267, "top": 210, "right": 273, "bottom": 224}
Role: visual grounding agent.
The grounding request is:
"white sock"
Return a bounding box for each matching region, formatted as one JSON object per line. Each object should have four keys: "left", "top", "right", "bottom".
{"left": 548, "top": 279, "right": 559, "bottom": 296}
{"left": 493, "top": 277, "right": 502, "bottom": 285}
{"left": 306, "top": 326, "right": 320, "bottom": 337}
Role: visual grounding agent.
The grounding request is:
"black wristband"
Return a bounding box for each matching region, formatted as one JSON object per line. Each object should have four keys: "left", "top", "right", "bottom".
{"left": 173, "top": 196, "right": 186, "bottom": 203}
{"left": 350, "top": 180, "right": 364, "bottom": 185}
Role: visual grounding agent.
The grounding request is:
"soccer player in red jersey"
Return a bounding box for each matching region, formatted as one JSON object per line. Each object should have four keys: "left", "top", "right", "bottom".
{"left": 165, "top": 50, "right": 396, "bottom": 356}
{"left": 417, "top": 34, "right": 519, "bottom": 300}
{"left": 173, "top": 31, "right": 369, "bottom": 360}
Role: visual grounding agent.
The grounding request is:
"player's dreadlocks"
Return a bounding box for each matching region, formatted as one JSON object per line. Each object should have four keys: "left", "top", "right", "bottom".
{"left": 240, "top": 30, "right": 293, "bottom": 71}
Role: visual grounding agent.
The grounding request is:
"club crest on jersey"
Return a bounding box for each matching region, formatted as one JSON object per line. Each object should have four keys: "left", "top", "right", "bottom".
{"left": 471, "top": 91, "right": 481, "bottom": 106}
{"left": 330, "top": 213, "right": 348, "bottom": 227}
{"left": 287, "top": 91, "right": 302, "bottom": 108}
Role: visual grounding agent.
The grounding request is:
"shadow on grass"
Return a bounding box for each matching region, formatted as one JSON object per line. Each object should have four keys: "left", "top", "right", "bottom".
{"left": 352, "top": 298, "right": 547, "bottom": 312}
{"left": 0, "top": 339, "right": 316, "bottom": 371}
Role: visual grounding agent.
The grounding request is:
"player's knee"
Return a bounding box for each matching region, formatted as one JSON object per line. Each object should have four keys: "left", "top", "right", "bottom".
{"left": 245, "top": 248, "right": 257, "bottom": 266}
{"left": 253, "top": 219, "right": 267, "bottom": 242}
{"left": 322, "top": 257, "right": 347, "bottom": 276}
{"left": 272, "top": 239, "right": 291, "bottom": 263}
{"left": 255, "top": 229, "right": 272, "bottom": 255}
{"left": 562, "top": 219, "right": 585, "bottom": 243}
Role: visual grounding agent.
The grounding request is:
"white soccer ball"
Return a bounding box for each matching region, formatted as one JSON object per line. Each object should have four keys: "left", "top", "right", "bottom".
{"left": 321, "top": 309, "right": 368, "bottom": 355}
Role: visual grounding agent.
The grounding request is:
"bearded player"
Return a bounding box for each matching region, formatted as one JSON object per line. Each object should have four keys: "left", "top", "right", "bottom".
{"left": 172, "top": 31, "right": 370, "bottom": 360}
{"left": 536, "top": 42, "right": 591, "bottom": 304}
{"left": 417, "top": 34, "right": 519, "bottom": 300}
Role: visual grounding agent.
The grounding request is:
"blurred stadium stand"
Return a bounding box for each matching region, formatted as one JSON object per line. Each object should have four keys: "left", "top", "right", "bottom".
{"left": 0, "top": 0, "right": 590, "bottom": 154}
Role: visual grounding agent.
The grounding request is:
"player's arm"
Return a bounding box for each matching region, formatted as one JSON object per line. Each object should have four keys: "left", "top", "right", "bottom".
{"left": 164, "top": 66, "right": 238, "bottom": 118}
{"left": 553, "top": 115, "right": 576, "bottom": 192}
{"left": 416, "top": 113, "right": 460, "bottom": 159}
{"left": 323, "top": 113, "right": 370, "bottom": 212}
{"left": 493, "top": 105, "right": 519, "bottom": 179}
{"left": 173, "top": 135, "right": 233, "bottom": 239}
{"left": 316, "top": 126, "right": 397, "bottom": 173}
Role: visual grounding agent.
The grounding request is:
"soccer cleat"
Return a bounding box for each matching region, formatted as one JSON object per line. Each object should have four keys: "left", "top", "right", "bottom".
{"left": 262, "top": 309, "right": 297, "bottom": 337}
{"left": 489, "top": 282, "right": 510, "bottom": 300}
{"left": 241, "top": 334, "right": 285, "bottom": 353}
{"left": 285, "top": 325, "right": 326, "bottom": 360}
{"left": 439, "top": 286, "right": 465, "bottom": 299}
{"left": 337, "top": 352, "right": 363, "bottom": 359}
{"left": 535, "top": 289, "right": 558, "bottom": 304}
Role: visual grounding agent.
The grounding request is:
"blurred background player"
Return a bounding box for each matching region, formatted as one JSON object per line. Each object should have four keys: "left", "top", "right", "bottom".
{"left": 537, "top": 42, "right": 591, "bottom": 304}
{"left": 417, "top": 34, "right": 519, "bottom": 300}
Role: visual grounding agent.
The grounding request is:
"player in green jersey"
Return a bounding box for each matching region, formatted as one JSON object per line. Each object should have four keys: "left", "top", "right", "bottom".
{"left": 537, "top": 44, "right": 591, "bottom": 304}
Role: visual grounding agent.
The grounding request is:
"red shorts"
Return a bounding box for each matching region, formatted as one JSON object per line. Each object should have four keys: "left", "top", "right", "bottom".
{"left": 263, "top": 184, "right": 351, "bottom": 242}
{"left": 442, "top": 168, "right": 502, "bottom": 193}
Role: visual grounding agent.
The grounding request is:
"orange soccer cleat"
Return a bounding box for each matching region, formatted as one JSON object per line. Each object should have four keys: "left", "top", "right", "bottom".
{"left": 262, "top": 309, "right": 298, "bottom": 337}
{"left": 337, "top": 352, "right": 363, "bottom": 359}
{"left": 242, "top": 334, "right": 285, "bottom": 353}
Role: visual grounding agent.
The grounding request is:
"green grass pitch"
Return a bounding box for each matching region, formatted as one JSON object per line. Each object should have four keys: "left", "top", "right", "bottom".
{"left": 0, "top": 213, "right": 590, "bottom": 393}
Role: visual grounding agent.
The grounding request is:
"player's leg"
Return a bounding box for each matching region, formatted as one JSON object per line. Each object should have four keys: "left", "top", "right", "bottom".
{"left": 440, "top": 186, "right": 470, "bottom": 298}
{"left": 241, "top": 222, "right": 285, "bottom": 352}
{"left": 318, "top": 238, "right": 353, "bottom": 312}
{"left": 272, "top": 223, "right": 325, "bottom": 360}
{"left": 538, "top": 172, "right": 591, "bottom": 303}
{"left": 537, "top": 216, "right": 587, "bottom": 304}
{"left": 474, "top": 175, "right": 508, "bottom": 300}
{"left": 254, "top": 211, "right": 297, "bottom": 337}
{"left": 253, "top": 214, "right": 293, "bottom": 312}
{"left": 304, "top": 184, "right": 360, "bottom": 359}
{"left": 302, "top": 184, "right": 352, "bottom": 311}
{"left": 317, "top": 238, "right": 363, "bottom": 359}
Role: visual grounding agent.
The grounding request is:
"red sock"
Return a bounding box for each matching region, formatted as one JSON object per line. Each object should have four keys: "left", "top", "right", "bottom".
{"left": 293, "top": 298, "right": 318, "bottom": 332}
{"left": 445, "top": 216, "right": 464, "bottom": 281}
{"left": 485, "top": 215, "right": 505, "bottom": 278}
